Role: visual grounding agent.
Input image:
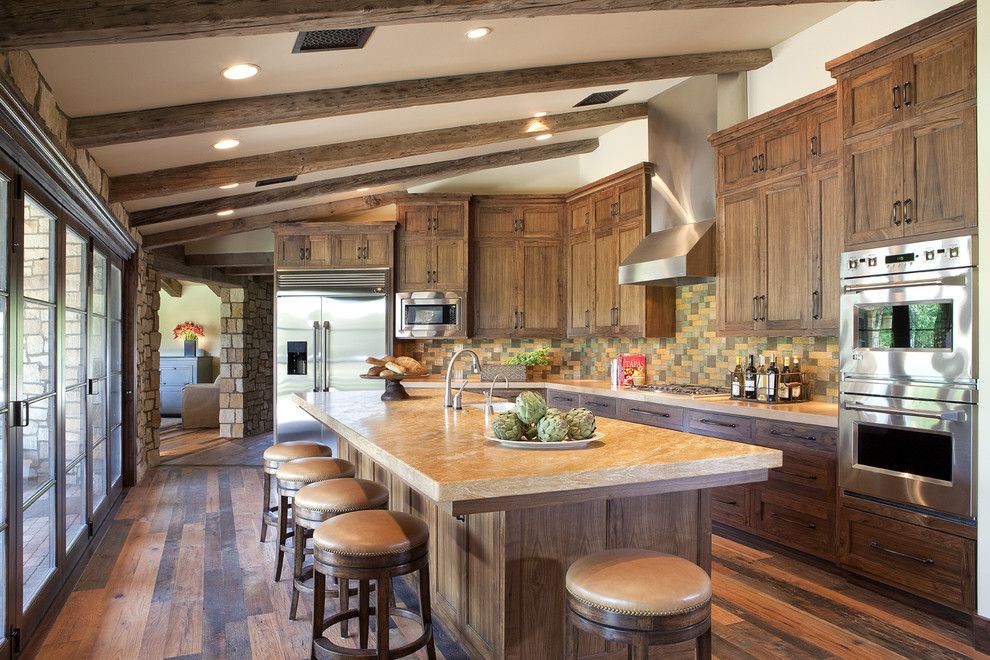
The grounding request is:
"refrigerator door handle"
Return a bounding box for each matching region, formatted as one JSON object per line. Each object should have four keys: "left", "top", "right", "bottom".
{"left": 323, "top": 321, "right": 331, "bottom": 392}
{"left": 312, "top": 321, "right": 321, "bottom": 392}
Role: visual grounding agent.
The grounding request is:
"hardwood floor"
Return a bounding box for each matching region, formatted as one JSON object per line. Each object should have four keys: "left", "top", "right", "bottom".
{"left": 34, "top": 428, "right": 986, "bottom": 659}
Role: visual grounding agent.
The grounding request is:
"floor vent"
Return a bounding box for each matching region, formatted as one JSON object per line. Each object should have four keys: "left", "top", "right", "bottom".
{"left": 292, "top": 28, "right": 375, "bottom": 53}
{"left": 256, "top": 175, "right": 298, "bottom": 187}
{"left": 574, "top": 89, "right": 629, "bottom": 107}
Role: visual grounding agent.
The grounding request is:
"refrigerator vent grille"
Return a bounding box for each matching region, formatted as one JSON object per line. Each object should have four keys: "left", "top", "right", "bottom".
{"left": 276, "top": 270, "right": 388, "bottom": 291}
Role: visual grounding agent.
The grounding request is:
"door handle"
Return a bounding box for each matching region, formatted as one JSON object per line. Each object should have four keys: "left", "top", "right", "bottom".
{"left": 518, "top": 311, "right": 525, "bottom": 329}
{"left": 431, "top": 270, "right": 438, "bottom": 284}
{"left": 584, "top": 309, "right": 590, "bottom": 329}
{"left": 903, "top": 198, "right": 912, "bottom": 225}
{"left": 811, "top": 290, "right": 820, "bottom": 320}
{"left": 768, "top": 428, "right": 817, "bottom": 442}
{"left": 299, "top": 247, "right": 306, "bottom": 261}
{"left": 773, "top": 468, "right": 818, "bottom": 481}
{"left": 810, "top": 135, "right": 818, "bottom": 156}
{"left": 842, "top": 275, "right": 964, "bottom": 293}
{"left": 844, "top": 401, "right": 965, "bottom": 422}
{"left": 752, "top": 155, "right": 758, "bottom": 173}
{"left": 892, "top": 85, "right": 901, "bottom": 110}
{"left": 323, "top": 321, "right": 331, "bottom": 392}
{"left": 902, "top": 81, "right": 912, "bottom": 107}
{"left": 892, "top": 200, "right": 902, "bottom": 226}
{"left": 752, "top": 296, "right": 758, "bottom": 322}
{"left": 312, "top": 322, "right": 321, "bottom": 392}
{"left": 770, "top": 512, "right": 816, "bottom": 529}
{"left": 869, "top": 541, "right": 933, "bottom": 565}
{"left": 698, "top": 418, "right": 737, "bottom": 429}
{"left": 629, "top": 408, "right": 671, "bottom": 419}
{"left": 357, "top": 245, "right": 362, "bottom": 259}
{"left": 11, "top": 401, "right": 29, "bottom": 428}
{"left": 305, "top": 247, "right": 311, "bottom": 260}
{"left": 513, "top": 311, "right": 519, "bottom": 330}
{"left": 759, "top": 153, "right": 766, "bottom": 172}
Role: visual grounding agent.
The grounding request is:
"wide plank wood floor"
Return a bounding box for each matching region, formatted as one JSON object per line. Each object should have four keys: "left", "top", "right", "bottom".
{"left": 35, "top": 428, "right": 986, "bottom": 659}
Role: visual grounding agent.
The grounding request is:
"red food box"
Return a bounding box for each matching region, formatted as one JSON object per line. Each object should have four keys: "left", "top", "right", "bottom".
{"left": 618, "top": 354, "right": 646, "bottom": 387}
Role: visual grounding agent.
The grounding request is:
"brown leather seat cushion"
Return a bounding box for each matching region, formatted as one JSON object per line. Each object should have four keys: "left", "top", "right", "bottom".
{"left": 294, "top": 478, "right": 389, "bottom": 514}
{"left": 276, "top": 457, "right": 355, "bottom": 484}
{"left": 313, "top": 510, "right": 429, "bottom": 557}
{"left": 566, "top": 549, "right": 711, "bottom": 617}
{"left": 263, "top": 441, "right": 332, "bottom": 463}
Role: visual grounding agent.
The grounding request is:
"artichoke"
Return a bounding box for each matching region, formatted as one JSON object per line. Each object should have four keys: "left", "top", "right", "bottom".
{"left": 514, "top": 391, "right": 548, "bottom": 426}
{"left": 565, "top": 408, "right": 597, "bottom": 440}
{"left": 537, "top": 413, "right": 570, "bottom": 442}
{"left": 523, "top": 424, "right": 539, "bottom": 441}
{"left": 546, "top": 407, "right": 562, "bottom": 417}
{"left": 492, "top": 411, "right": 525, "bottom": 441}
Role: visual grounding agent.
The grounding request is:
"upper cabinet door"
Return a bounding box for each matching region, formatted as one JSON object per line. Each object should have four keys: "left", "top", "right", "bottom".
{"left": 592, "top": 189, "right": 617, "bottom": 229}
{"left": 808, "top": 107, "right": 840, "bottom": 170}
{"left": 519, "top": 243, "right": 564, "bottom": 337}
{"left": 396, "top": 240, "right": 433, "bottom": 291}
{"left": 401, "top": 206, "right": 434, "bottom": 235}
{"left": 278, "top": 235, "right": 311, "bottom": 266}
{"left": 593, "top": 229, "right": 617, "bottom": 333}
{"left": 717, "top": 189, "right": 760, "bottom": 335}
{"left": 841, "top": 59, "right": 905, "bottom": 139}
{"left": 759, "top": 118, "right": 806, "bottom": 180}
{"left": 569, "top": 198, "right": 591, "bottom": 234}
{"left": 717, "top": 137, "right": 759, "bottom": 190}
{"left": 331, "top": 233, "right": 367, "bottom": 267}
{"left": 433, "top": 240, "right": 466, "bottom": 290}
{"left": 762, "top": 177, "right": 808, "bottom": 332}
{"left": 473, "top": 242, "right": 519, "bottom": 337}
{"left": 810, "top": 169, "right": 843, "bottom": 333}
{"left": 902, "top": 105, "right": 977, "bottom": 238}
{"left": 843, "top": 131, "right": 903, "bottom": 247}
{"left": 363, "top": 233, "right": 392, "bottom": 267}
{"left": 615, "top": 224, "right": 645, "bottom": 335}
{"left": 567, "top": 236, "right": 594, "bottom": 337}
{"left": 473, "top": 206, "right": 516, "bottom": 239}
{"left": 519, "top": 206, "right": 562, "bottom": 239}
{"left": 904, "top": 28, "right": 975, "bottom": 119}
{"left": 433, "top": 204, "right": 467, "bottom": 237}
{"left": 616, "top": 178, "right": 645, "bottom": 224}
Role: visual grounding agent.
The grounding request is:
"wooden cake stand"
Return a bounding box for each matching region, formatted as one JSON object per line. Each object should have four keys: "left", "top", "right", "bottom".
{"left": 360, "top": 373, "right": 428, "bottom": 401}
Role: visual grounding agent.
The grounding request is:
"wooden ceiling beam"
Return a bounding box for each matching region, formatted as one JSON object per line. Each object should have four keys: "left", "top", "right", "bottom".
{"left": 68, "top": 50, "right": 770, "bottom": 147}
{"left": 129, "top": 138, "right": 599, "bottom": 227}
{"left": 158, "top": 276, "right": 183, "bottom": 297}
{"left": 0, "top": 1, "right": 864, "bottom": 49}
{"left": 221, "top": 266, "right": 274, "bottom": 277}
{"left": 109, "top": 104, "right": 645, "bottom": 201}
{"left": 148, "top": 252, "right": 243, "bottom": 287}
{"left": 185, "top": 252, "right": 274, "bottom": 267}
{"left": 141, "top": 193, "right": 404, "bottom": 249}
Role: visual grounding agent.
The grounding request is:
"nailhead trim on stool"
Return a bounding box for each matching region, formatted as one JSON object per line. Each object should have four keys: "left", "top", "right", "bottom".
{"left": 310, "top": 511, "right": 437, "bottom": 660}
{"left": 259, "top": 441, "right": 331, "bottom": 543}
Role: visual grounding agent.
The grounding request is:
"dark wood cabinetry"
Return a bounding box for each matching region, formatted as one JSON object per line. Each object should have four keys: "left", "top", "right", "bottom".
{"left": 395, "top": 195, "right": 470, "bottom": 292}
{"left": 274, "top": 223, "right": 394, "bottom": 270}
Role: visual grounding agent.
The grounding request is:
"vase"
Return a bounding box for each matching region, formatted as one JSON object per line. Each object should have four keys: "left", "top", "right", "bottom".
{"left": 184, "top": 339, "right": 197, "bottom": 357}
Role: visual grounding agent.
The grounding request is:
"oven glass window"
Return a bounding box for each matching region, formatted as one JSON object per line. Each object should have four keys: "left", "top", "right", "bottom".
{"left": 404, "top": 304, "right": 456, "bottom": 326}
{"left": 856, "top": 423, "right": 952, "bottom": 482}
{"left": 855, "top": 302, "right": 953, "bottom": 350}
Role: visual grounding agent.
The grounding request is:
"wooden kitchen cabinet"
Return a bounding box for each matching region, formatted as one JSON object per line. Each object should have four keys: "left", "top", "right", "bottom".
{"left": 274, "top": 224, "right": 392, "bottom": 269}
{"left": 471, "top": 196, "right": 565, "bottom": 240}
{"left": 807, "top": 105, "right": 840, "bottom": 171}
{"left": 329, "top": 230, "right": 392, "bottom": 268}
{"left": 761, "top": 176, "right": 809, "bottom": 333}
{"left": 716, "top": 189, "right": 761, "bottom": 335}
{"left": 843, "top": 130, "right": 903, "bottom": 246}
{"left": 396, "top": 195, "right": 469, "bottom": 292}
{"left": 567, "top": 235, "right": 594, "bottom": 337}
{"left": 809, "top": 168, "right": 842, "bottom": 332}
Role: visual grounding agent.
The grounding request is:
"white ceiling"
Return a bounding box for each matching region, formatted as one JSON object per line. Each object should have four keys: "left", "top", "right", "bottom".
{"left": 29, "top": 4, "right": 844, "bottom": 235}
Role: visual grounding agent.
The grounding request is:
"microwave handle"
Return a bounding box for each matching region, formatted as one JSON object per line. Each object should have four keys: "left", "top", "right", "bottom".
{"left": 843, "top": 400, "right": 964, "bottom": 422}
{"left": 843, "top": 275, "right": 964, "bottom": 293}
{"left": 313, "top": 321, "right": 321, "bottom": 392}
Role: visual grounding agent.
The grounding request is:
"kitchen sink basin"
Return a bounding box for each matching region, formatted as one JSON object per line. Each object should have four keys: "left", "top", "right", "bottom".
{"left": 464, "top": 401, "right": 515, "bottom": 413}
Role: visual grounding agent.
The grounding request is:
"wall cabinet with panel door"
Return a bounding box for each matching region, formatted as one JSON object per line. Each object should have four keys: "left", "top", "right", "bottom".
{"left": 395, "top": 195, "right": 470, "bottom": 292}
{"left": 274, "top": 224, "right": 394, "bottom": 270}
{"left": 828, "top": 4, "right": 976, "bottom": 248}
{"left": 276, "top": 233, "right": 330, "bottom": 268}
{"left": 329, "top": 230, "right": 393, "bottom": 268}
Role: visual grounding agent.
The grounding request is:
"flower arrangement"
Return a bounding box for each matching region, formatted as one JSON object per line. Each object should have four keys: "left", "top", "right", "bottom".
{"left": 173, "top": 322, "right": 205, "bottom": 341}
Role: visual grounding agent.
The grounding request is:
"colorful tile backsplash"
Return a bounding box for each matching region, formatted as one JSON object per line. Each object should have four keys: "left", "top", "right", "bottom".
{"left": 397, "top": 283, "right": 839, "bottom": 402}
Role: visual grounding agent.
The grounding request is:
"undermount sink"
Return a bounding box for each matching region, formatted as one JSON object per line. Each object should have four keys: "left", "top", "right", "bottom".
{"left": 464, "top": 401, "right": 515, "bottom": 413}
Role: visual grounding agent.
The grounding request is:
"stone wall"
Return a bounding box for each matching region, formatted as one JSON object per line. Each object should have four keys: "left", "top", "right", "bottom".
{"left": 135, "top": 250, "right": 161, "bottom": 482}
{"left": 219, "top": 279, "right": 273, "bottom": 438}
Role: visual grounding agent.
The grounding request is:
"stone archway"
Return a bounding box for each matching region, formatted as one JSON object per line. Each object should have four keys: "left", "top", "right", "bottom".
{"left": 218, "top": 279, "right": 274, "bottom": 439}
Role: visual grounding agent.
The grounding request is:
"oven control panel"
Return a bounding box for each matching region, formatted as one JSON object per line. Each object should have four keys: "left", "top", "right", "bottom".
{"left": 840, "top": 235, "right": 976, "bottom": 278}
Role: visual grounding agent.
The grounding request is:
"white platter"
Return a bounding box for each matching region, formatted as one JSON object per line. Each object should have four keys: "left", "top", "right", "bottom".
{"left": 484, "top": 432, "right": 604, "bottom": 450}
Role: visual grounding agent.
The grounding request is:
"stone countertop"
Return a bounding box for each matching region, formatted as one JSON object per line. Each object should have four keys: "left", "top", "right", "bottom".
{"left": 293, "top": 389, "right": 781, "bottom": 510}
{"left": 403, "top": 377, "right": 839, "bottom": 428}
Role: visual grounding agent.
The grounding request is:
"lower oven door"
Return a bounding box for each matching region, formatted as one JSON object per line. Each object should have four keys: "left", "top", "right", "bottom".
{"left": 839, "top": 393, "right": 974, "bottom": 519}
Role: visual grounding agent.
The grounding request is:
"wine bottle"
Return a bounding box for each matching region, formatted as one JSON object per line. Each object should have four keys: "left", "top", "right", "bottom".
{"left": 779, "top": 357, "right": 791, "bottom": 401}
{"left": 756, "top": 355, "right": 767, "bottom": 402}
{"left": 744, "top": 355, "right": 757, "bottom": 400}
{"left": 731, "top": 356, "right": 744, "bottom": 399}
{"left": 766, "top": 353, "right": 779, "bottom": 403}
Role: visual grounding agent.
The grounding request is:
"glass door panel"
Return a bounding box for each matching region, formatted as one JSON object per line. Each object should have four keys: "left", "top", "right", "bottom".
{"left": 64, "top": 229, "right": 87, "bottom": 553}
{"left": 0, "top": 171, "right": 9, "bottom": 652}
{"left": 108, "top": 264, "right": 122, "bottom": 486}
{"left": 89, "top": 250, "right": 108, "bottom": 512}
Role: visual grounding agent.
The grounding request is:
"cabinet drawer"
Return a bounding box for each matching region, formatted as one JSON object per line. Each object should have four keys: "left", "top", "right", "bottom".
{"left": 757, "top": 489, "right": 834, "bottom": 559}
{"left": 616, "top": 399, "right": 683, "bottom": 431}
{"left": 754, "top": 419, "right": 837, "bottom": 452}
{"left": 160, "top": 365, "right": 194, "bottom": 387}
{"left": 766, "top": 451, "right": 834, "bottom": 501}
{"left": 712, "top": 485, "right": 750, "bottom": 528}
{"left": 577, "top": 394, "right": 616, "bottom": 418}
{"left": 686, "top": 411, "right": 752, "bottom": 442}
{"left": 838, "top": 506, "right": 974, "bottom": 610}
{"left": 547, "top": 390, "right": 579, "bottom": 410}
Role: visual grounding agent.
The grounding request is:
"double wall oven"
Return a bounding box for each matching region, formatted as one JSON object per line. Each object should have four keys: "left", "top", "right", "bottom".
{"left": 839, "top": 235, "right": 977, "bottom": 520}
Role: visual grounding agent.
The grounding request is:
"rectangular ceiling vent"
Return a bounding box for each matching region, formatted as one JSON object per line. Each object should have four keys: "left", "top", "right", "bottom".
{"left": 292, "top": 28, "right": 375, "bottom": 53}
{"left": 574, "top": 89, "right": 629, "bottom": 107}
{"left": 256, "top": 175, "right": 298, "bottom": 187}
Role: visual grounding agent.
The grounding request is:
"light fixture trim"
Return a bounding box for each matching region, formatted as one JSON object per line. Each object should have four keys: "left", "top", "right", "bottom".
{"left": 219, "top": 182, "right": 240, "bottom": 189}
{"left": 222, "top": 63, "right": 260, "bottom": 80}
{"left": 466, "top": 26, "right": 493, "bottom": 39}
{"left": 216, "top": 209, "right": 235, "bottom": 216}
{"left": 213, "top": 138, "right": 240, "bottom": 150}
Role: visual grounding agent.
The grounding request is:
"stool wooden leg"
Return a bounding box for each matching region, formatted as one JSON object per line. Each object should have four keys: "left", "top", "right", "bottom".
{"left": 376, "top": 570, "right": 391, "bottom": 659}
{"left": 338, "top": 578, "right": 350, "bottom": 638}
{"left": 358, "top": 579, "right": 370, "bottom": 649}
{"left": 628, "top": 643, "right": 649, "bottom": 660}
{"left": 290, "top": 523, "right": 305, "bottom": 620}
{"left": 418, "top": 563, "right": 437, "bottom": 660}
{"left": 697, "top": 625, "right": 712, "bottom": 660}
{"left": 260, "top": 472, "right": 271, "bottom": 542}
{"left": 311, "top": 569, "right": 326, "bottom": 659}
{"left": 275, "top": 494, "right": 289, "bottom": 582}
{"left": 563, "top": 612, "right": 578, "bottom": 660}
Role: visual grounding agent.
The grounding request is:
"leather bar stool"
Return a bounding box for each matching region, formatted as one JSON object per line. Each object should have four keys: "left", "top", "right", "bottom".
{"left": 274, "top": 457, "right": 355, "bottom": 582}
{"left": 260, "top": 441, "right": 332, "bottom": 543}
{"left": 564, "top": 549, "right": 712, "bottom": 660}
{"left": 289, "top": 477, "right": 390, "bottom": 621}
{"left": 311, "top": 510, "right": 436, "bottom": 660}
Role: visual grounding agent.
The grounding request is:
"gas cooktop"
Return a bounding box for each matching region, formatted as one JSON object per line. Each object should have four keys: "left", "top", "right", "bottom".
{"left": 626, "top": 383, "right": 730, "bottom": 399}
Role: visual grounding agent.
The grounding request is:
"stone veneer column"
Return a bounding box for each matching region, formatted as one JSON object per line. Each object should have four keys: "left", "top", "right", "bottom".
{"left": 134, "top": 247, "right": 161, "bottom": 482}
{"left": 219, "top": 279, "right": 273, "bottom": 439}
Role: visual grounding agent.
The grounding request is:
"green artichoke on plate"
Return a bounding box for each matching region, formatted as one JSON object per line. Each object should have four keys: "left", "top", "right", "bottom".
{"left": 537, "top": 413, "right": 570, "bottom": 442}
{"left": 492, "top": 411, "right": 525, "bottom": 441}
{"left": 565, "top": 408, "right": 597, "bottom": 440}
{"left": 514, "top": 391, "right": 548, "bottom": 425}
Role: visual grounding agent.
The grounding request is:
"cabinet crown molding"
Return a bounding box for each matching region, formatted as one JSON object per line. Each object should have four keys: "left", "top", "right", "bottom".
{"left": 708, "top": 86, "right": 835, "bottom": 147}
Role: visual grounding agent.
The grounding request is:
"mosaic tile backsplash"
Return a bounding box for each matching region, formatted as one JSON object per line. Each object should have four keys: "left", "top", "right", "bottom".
{"left": 397, "top": 283, "right": 840, "bottom": 402}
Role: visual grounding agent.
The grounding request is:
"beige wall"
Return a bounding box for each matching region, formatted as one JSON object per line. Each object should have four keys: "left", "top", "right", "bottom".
{"left": 975, "top": 0, "right": 989, "bottom": 619}
{"left": 158, "top": 282, "right": 222, "bottom": 357}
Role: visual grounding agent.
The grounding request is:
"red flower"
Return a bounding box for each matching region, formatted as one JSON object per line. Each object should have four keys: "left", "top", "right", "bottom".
{"left": 173, "top": 322, "right": 206, "bottom": 340}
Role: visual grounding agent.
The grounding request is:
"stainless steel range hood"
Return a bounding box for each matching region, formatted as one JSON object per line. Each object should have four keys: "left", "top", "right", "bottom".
{"left": 619, "top": 219, "right": 716, "bottom": 287}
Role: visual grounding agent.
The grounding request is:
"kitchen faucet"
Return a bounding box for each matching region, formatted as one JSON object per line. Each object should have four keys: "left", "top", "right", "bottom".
{"left": 485, "top": 374, "right": 510, "bottom": 413}
{"left": 444, "top": 349, "right": 481, "bottom": 408}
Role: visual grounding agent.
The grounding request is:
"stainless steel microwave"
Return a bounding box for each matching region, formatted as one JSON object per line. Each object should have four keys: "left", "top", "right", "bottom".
{"left": 395, "top": 291, "right": 464, "bottom": 338}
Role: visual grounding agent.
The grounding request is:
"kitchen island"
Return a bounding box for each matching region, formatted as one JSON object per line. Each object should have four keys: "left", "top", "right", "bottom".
{"left": 294, "top": 389, "right": 781, "bottom": 659}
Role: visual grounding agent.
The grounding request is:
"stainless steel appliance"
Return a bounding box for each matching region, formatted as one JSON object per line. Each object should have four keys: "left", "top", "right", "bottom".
{"left": 838, "top": 236, "right": 978, "bottom": 519}
{"left": 395, "top": 291, "right": 463, "bottom": 338}
{"left": 275, "top": 270, "right": 390, "bottom": 444}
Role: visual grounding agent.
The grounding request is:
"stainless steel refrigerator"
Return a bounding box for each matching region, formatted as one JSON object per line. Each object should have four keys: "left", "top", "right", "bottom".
{"left": 274, "top": 270, "right": 390, "bottom": 445}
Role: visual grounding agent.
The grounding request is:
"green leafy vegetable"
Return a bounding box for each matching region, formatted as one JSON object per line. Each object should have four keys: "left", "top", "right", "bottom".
{"left": 504, "top": 349, "right": 552, "bottom": 366}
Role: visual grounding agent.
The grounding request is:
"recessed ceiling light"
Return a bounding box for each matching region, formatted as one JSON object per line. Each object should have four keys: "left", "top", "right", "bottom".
{"left": 534, "top": 133, "right": 553, "bottom": 141}
{"left": 466, "top": 26, "right": 493, "bottom": 39}
{"left": 355, "top": 187, "right": 370, "bottom": 192}
{"left": 533, "top": 111, "right": 548, "bottom": 118}
{"left": 213, "top": 138, "right": 240, "bottom": 150}
{"left": 216, "top": 209, "right": 234, "bottom": 216}
{"left": 221, "top": 63, "right": 260, "bottom": 80}
{"left": 219, "top": 182, "right": 239, "bottom": 190}
{"left": 526, "top": 119, "right": 549, "bottom": 133}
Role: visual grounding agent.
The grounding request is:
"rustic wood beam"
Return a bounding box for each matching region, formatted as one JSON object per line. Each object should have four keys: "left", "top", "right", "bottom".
{"left": 148, "top": 252, "right": 242, "bottom": 287}
{"left": 0, "top": 1, "right": 863, "bottom": 49}
{"left": 221, "top": 266, "right": 273, "bottom": 277}
{"left": 185, "top": 252, "right": 274, "bottom": 267}
{"left": 206, "top": 283, "right": 223, "bottom": 297}
{"left": 130, "top": 138, "right": 598, "bottom": 227}
{"left": 110, "top": 105, "right": 645, "bottom": 201}
{"left": 68, "top": 51, "right": 770, "bottom": 147}
{"left": 158, "top": 276, "right": 183, "bottom": 297}
{"left": 142, "top": 193, "right": 404, "bottom": 249}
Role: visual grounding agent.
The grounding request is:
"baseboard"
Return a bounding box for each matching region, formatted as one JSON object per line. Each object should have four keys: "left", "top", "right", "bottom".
{"left": 973, "top": 614, "right": 990, "bottom": 653}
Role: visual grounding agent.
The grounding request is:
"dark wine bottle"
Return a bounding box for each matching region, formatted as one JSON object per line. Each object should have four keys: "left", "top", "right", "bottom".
{"left": 744, "top": 355, "right": 757, "bottom": 400}
{"left": 756, "top": 355, "right": 767, "bottom": 402}
{"left": 767, "top": 353, "right": 779, "bottom": 403}
{"left": 731, "top": 356, "right": 744, "bottom": 399}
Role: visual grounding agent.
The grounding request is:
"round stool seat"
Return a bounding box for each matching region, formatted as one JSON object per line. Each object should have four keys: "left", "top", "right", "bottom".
{"left": 566, "top": 549, "right": 711, "bottom": 617}
{"left": 314, "top": 510, "right": 428, "bottom": 558}
{"left": 263, "top": 441, "right": 331, "bottom": 473}
{"left": 294, "top": 478, "right": 389, "bottom": 515}
{"left": 276, "top": 457, "right": 355, "bottom": 486}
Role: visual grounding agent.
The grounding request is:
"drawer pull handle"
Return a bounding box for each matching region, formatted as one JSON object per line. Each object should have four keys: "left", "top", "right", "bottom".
{"left": 869, "top": 541, "right": 934, "bottom": 566}
{"left": 773, "top": 468, "right": 818, "bottom": 481}
{"left": 770, "top": 512, "right": 816, "bottom": 529}
{"left": 713, "top": 497, "right": 737, "bottom": 506}
{"left": 699, "top": 418, "right": 737, "bottom": 429}
{"left": 769, "top": 429, "right": 816, "bottom": 442}
{"left": 630, "top": 408, "right": 670, "bottom": 418}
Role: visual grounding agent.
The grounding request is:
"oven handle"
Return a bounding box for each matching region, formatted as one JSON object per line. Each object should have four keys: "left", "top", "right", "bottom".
{"left": 843, "top": 401, "right": 965, "bottom": 422}
{"left": 842, "top": 275, "right": 965, "bottom": 293}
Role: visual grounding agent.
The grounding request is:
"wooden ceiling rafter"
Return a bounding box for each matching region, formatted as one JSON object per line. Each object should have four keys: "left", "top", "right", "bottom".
{"left": 184, "top": 252, "right": 274, "bottom": 267}
{"left": 158, "top": 276, "right": 183, "bottom": 297}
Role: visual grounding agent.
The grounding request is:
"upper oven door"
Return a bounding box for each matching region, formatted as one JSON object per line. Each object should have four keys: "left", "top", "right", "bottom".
{"left": 839, "top": 393, "right": 974, "bottom": 519}
{"left": 839, "top": 266, "right": 975, "bottom": 385}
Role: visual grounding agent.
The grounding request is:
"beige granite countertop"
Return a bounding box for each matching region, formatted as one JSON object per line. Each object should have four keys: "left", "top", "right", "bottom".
{"left": 403, "top": 377, "right": 838, "bottom": 428}
{"left": 293, "top": 389, "right": 781, "bottom": 508}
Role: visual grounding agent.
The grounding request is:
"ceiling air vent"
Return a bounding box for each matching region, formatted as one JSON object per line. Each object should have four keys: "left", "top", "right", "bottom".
{"left": 256, "top": 175, "right": 298, "bottom": 187}
{"left": 574, "top": 89, "right": 629, "bottom": 107}
{"left": 292, "top": 28, "right": 375, "bottom": 53}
